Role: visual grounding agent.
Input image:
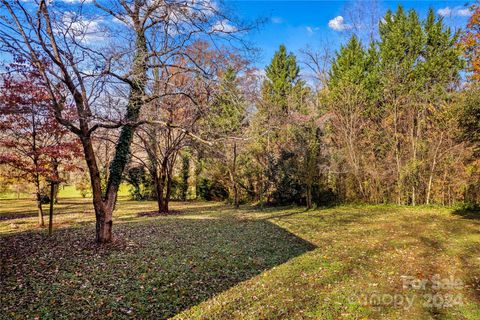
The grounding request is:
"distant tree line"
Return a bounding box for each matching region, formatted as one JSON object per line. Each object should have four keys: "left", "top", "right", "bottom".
{"left": 179, "top": 5, "right": 480, "bottom": 208}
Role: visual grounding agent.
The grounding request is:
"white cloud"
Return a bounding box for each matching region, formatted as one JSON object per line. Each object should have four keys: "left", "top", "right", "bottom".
{"left": 437, "top": 6, "right": 473, "bottom": 17}
{"left": 271, "top": 17, "right": 283, "bottom": 24}
{"left": 211, "top": 19, "right": 237, "bottom": 33}
{"left": 57, "top": 12, "right": 105, "bottom": 44}
{"left": 437, "top": 7, "right": 452, "bottom": 17}
{"left": 457, "top": 8, "right": 473, "bottom": 17}
{"left": 328, "top": 16, "right": 351, "bottom": 31}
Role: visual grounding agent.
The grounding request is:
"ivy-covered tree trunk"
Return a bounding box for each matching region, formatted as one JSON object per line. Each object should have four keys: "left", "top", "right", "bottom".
{"left": 162, "top": 176, "right": 172, "bottom": 213}
{"left": 89, "top": 31, "right": 147, "bottom": 243}
{"left": 80, "top": 75, "right": 145, "bottom": 243}
{"left": 180, "top": 156, "right": 190, "bottom": 201}
{"left": 153, "top": 169, "right": 164, "bottom": 214}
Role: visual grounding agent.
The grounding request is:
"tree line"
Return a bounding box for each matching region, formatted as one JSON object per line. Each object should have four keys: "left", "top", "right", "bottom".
{"left": 0, "top": 1, "right": 479, "bottom": 243}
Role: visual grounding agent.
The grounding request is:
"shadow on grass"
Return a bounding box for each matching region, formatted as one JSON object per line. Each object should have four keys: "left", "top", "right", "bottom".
{"left": 0, "top": 217, "right": 315, "bottom": 319}
{"left": 0, "top": 198, "right": 92, "bottom": 221}
{"left": 451, "top": 208, "right": 480, "bottom": 220}
{"left": 135, "top": 203, "right": 227, "bottom": 218}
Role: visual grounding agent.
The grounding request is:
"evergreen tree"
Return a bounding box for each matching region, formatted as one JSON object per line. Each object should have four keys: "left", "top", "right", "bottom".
{"left": 421, "top": 8, "right": 463, "bottom": 92}
{"left": 206, "top": 66, "right": 248, "bottom": 207}
{"left": 329, "top": 35, "right": 367, "bottom": 89}
{"left": 379, "top": 6, "right": 425, "bottom": 91}
{"left": 261, "top": 44, "right": 302, "bottom": 116}
{"left": 208, "top": 66, "right": 246, "bottom": 137}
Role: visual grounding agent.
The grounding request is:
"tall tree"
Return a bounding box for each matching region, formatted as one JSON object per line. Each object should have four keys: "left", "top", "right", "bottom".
{"left": 323, "top": 6, "right": 464, "bottom": 205}
{"left": 0, "top": 0, "right": 245, "bottom": 242}
{"left": 262, "top": 44, "right": 302, "bottom": 116}
{"left": 205, "top": 66, "right": 249, "bottom": 208}
{"left": 251, "top": 44, "right": 306, "bottom": 205}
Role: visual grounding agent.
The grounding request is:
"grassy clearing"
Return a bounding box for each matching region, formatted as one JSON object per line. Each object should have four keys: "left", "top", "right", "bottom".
{"left": 0, "top": 184, "right": 130, "bottom": 200}
{"left": 1, "top": 200, "right": 480, "bottom": 319}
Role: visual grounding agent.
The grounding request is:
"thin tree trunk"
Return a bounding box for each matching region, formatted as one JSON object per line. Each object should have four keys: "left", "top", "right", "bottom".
{"left": 36, "top": 192, "right": 44, "bottom": 227}
{"left": 232, "top": 142, "right": 239, "bottom": 208}
{"left": 48, "top": 181, "right": 54, "bottom": 236}
{"left": 306, "top": 184, "right": 312, "bottom": 209}
{"left": 157, "top": 162, "right": 169, "bottom": 213}
{"left": 32, "top": 112, "right": 44, "bottom": 227}
{"left": 34, "top": 175, "right": 44, "bottom": 227}
{"left": 163, "top": 173, "right": 172, "bottom": 213}
{"left": 53, "top": 184, "right": 59, "bottom": 204}
{"left": 52, "top": 158, "right": 60, "bottom": 204}
{"left": 394, "top": 103, "right": 403, "bottom": 205}
{"left": 426, "top": 133, "right": 443, "bottom": 205}
{"left": 411, "top": 111, "right": 418, "bottom": 206}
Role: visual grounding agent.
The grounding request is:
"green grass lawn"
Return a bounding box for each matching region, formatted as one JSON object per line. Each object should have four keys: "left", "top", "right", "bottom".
{"left": 0, "top": 183, "right": 130, "bottom": 200}
{"left": 1, "top": 200, "right": 480, "bottom": 319}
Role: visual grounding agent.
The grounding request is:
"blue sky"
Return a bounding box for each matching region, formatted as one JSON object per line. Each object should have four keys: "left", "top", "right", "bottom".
{"left": 224, "top": 0, "right": 474, "bottom": 69}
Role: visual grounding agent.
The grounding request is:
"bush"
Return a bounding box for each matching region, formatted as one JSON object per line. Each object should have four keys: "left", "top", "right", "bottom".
{"left": 197, "top": 178, "right": 228, "bottom": 201}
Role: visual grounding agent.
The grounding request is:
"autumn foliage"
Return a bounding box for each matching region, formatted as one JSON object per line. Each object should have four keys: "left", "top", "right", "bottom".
{"left": 0, "top": 61, "right": 81, "bottom": 225}
{"left": 462, "top": 3, "right": 480, "bottom": 81}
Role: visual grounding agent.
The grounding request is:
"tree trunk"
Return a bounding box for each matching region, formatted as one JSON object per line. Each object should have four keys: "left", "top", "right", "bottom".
{"left": 426, "top": 133, "right": 443, "bottom": 205}
{"left": 31, "top": 112, "right": 44, "bottom": 227}
{"left": 36, "top": 192, "right": 44, "bottom": 227}
{"left": 163, "top": 174, "right": 172, "bottom": 213}
{"left": 95, "top": 204, "right": 113, "bottom": 244}
{"left": 48, "top": 181, "right": 55, "bottom": 236}
{"left": 154, "top": 170, "right": 165, "bottom": 214}
{"left": 232, "top": 142, "right": 239, "bottom": 208}
{"left": 233, "top": 183, "right": 239, "bottom": 208}
{"left": 91, "top": 29, "right": 147, "bottom": 243}
{"left": 393, "top": 103, "right": 403, "bottom": 205}
{"left": 81, "top": 135, "right": 113, "bottom": 243}
{"left": 92, "top": 190, "right": 113, "bottom": 244}
{"left": 53, "top": 183, "right": 59, "bottom": 204}
{"left": 306, "top": 184, "right": 312, "bottom": 209}
{"left": 52, "top": 159, "right": 60, "bottom": 204}
{"left": 156, "top": 162, "right": 170, "bottom": 214}
{"left": 34, "top": 175, "right": 44, "bottom": 227}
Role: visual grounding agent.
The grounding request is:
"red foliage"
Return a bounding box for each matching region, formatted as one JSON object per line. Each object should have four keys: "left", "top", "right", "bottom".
{"left": 0, "top": 60, "right": 82, "bottom": 184}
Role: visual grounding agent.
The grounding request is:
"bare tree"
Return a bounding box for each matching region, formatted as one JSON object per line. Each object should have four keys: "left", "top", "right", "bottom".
{"left": 0, "top": 0, "right": 248, "bottom": 242}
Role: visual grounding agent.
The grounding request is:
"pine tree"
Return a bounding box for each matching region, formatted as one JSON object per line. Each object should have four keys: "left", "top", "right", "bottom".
{"left": 421, "top": 8, "right": 463, "bottom": 92}
{"left": 329, "top": 35, "right": 367, "bottom": 89}
{"left": 209, "top": 66, "right": 246, "bottom": 137}
{"left": 207, "top": 66, "right": 248, "bottom": 207}
{"left": 262, "top": 44, "right": 302, "bottom": 116}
